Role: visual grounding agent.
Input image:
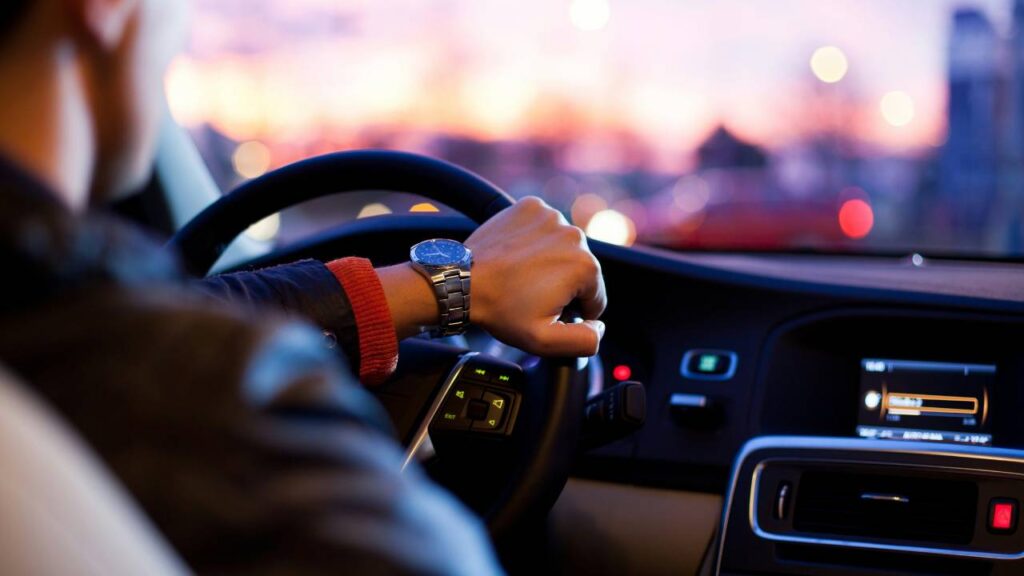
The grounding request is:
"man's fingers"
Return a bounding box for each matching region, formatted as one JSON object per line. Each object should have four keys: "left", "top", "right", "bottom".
{"left": 532, "top": 319, "right": 605, "bottom": 358}
{"left": 577, "top": 274, "right": 607, "bottom": 321}
{"left": 575, "top": 256, "right": 607, "bottom": 321}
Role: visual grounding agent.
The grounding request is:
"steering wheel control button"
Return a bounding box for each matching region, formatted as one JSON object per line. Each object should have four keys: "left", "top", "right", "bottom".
{"left": 467, "top": 399, "right": 490, "bottom": 421}
{"left": 435, "top": 409, "right": 470, "bottom": 430}
{"left": 467, "top": 366, "right": 490, "bottom": 382}
{"left": 490, "top": 371, "right": 515, "bottom": 385}
{"left": 432, "top": 384, "right": 485, "bottom": 430}
{"left": 988, "top": 498, "right": 1018, "bottom": 534}
{"left": 681, "top": 349, "right": 738, "bottom": 381}
{"left": 471, "top": 391, "right": 511, "bottom": 432}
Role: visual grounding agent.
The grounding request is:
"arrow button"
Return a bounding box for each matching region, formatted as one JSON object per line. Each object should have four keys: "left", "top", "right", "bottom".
{"left": 472, "top": 391, "right": 511, "bottom": 432}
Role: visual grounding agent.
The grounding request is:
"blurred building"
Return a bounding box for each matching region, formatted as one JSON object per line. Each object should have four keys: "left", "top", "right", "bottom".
{"left": 995, "top": 0, "right": 1024, "bottom": 251}
{"left": 697, "top": 126, "right": 768, "bottom": 171}
{"left": 695, "top": 125, "right": 771, "bottom": 203}
{"left": 940, "top": 8, "right": 1000, "bottom": 247}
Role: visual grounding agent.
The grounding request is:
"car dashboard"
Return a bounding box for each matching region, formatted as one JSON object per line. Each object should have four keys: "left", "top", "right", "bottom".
{"left": 586, "top": 242, "right": 1024, "bottom": 575}
{"left": 587, "top": 245, "right": 1024, "bottom": 484}
{"left": 244, "top": 214, "right": 1024, "bottom": 575}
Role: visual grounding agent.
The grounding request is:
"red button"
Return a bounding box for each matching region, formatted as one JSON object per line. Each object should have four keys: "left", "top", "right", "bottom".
{"left": 989, "top": 499, "right": 1018, "bottom": 533}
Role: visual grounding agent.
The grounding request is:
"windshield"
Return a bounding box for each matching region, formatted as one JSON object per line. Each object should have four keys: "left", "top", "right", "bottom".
{"left": 169, "top": 0, "right": 1024, "bottom": 257}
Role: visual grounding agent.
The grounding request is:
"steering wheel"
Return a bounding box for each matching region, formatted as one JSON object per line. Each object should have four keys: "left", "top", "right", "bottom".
{"left": 168, "top": 150, "right": 589, "bottom": 540}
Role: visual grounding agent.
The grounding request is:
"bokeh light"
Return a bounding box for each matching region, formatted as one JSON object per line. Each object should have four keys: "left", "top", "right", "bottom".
{"left": 232, "top": 141, "right": 271, "bottom": 179}
{"left": 410, "top": 202, "right": 441, "bottom": 213}
{"left": 569, "top": 0, "right": 611, "bottom": 31}
{"left": 245, "top": 213, "right": 281, "bottom": 242}
{"left": 880, "top": 91, "right": 915, "bottom": 127}
{"left": 838, "top": 199, "right": 874, "bottom": 239}
{"left": 586, "top": 209, "right": 636, "bottom": 246}
{"left": 357, "top": 203, "right": 393, "bottom": 218}
{"left": 672, "top": 176, "right": 711, "bottom": 214}
{"left": 612, "top": 198, "right": 649, "bottom": 231}
{"left": 810, "top": 46, "right": 849, "bottom": 84}
{"left": 570, "top": 193, "right": 609, "bottom": 229}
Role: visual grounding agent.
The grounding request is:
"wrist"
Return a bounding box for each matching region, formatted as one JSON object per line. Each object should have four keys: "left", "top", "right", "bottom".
{"left": 377, "top": 262, "right": 439, "bottom": 339}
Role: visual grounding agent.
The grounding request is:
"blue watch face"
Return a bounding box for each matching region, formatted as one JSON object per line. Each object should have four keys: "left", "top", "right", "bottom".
{"left": 413, "top": 239, "right": 467, "bottom": 266}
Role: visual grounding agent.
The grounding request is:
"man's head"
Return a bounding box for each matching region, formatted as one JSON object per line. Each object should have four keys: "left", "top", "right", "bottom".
{"left": 0, "top": 0, "right": 189, "bottom": 208}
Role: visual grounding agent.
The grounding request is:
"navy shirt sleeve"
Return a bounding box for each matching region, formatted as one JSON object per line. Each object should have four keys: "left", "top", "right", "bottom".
{"left": 192, "top": 259, "right": 361, "bottom": 372}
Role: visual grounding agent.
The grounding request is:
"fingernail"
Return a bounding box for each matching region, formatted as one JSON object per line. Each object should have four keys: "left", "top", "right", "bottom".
{"left": 595, "top": 320, "right": 606, "bottom": 338}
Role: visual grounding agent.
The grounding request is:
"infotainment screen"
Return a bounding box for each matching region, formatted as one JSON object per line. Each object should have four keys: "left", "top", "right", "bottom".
{"left": 856, "top": 358, "right": 994, "bottom": 446}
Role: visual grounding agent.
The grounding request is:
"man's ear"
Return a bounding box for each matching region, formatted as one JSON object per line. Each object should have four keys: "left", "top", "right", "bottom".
{"left": 71, "top": 0, "right": 140, "bottom": 50}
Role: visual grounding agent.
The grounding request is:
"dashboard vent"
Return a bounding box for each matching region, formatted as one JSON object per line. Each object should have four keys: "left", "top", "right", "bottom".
{"left": 793, "top": 470, "right": 978, "bottom": 545}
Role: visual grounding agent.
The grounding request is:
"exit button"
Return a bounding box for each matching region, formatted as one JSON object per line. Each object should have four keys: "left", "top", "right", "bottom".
{"left": 681, "top": 350, "right": 738, "bottom": 381}
{"left": 988, "top": 499, "right": 1018, "bottom": 534}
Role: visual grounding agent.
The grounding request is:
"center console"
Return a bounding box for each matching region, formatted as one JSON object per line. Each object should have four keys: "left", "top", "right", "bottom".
{"left": 754, "top": 310, "right": 1024, "bottom": 448}
{"left": 715, "top": 436, "right": 1024, "bottom": 575}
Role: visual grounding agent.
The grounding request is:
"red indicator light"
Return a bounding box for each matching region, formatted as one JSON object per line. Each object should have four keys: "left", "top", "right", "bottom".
{"left": 991, "top": 501, "right": 1016, "bottom": 531}
{"left": 612, "top": 364, "right": 632, "bottom": 381}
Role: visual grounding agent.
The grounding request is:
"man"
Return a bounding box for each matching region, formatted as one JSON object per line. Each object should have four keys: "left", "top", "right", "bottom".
{"left": 0, "top": 0, "right": 607, "bottom": 574}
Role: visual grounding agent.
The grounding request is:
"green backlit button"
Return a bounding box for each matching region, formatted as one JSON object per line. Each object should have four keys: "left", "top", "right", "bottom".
{"left": 433, "top": 407, "right": 470, "bottom": 430}
{"left": 433, "top": 385, "right": 484, "bottom": 431}
{"left": 698, "top": 355, "right": 719, "bottom": 373}
{"left": 681, "top": 350, "right": 737, "bottom": 381}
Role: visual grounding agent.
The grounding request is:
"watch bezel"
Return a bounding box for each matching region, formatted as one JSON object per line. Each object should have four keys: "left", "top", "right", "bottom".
{"left": 410, "top": 239, "right": 472, "bottom": 270}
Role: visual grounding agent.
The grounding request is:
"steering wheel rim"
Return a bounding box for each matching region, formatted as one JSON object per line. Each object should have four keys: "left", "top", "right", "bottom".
{"left": 169, "top": 150, "right": 515, "bottom": 276}
{"left": 168, "top": 150, "right": 588, "bottom": 541}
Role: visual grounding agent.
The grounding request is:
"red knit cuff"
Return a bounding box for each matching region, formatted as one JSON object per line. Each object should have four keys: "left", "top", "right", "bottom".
{"left": 326, "top": 257, "right": 398, "bottom": 386}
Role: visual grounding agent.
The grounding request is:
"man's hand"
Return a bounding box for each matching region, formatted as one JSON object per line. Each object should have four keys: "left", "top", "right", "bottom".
{"left": 465, "top": 196, "right": 606, "bottom": 357}
{"left": 377, "top": 196, "right": 606, "bottom": 357}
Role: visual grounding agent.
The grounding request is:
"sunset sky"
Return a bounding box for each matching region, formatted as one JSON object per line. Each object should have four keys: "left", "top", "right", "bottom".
{"left": 165, "top": 0, "right": 1012, "bottom": 171}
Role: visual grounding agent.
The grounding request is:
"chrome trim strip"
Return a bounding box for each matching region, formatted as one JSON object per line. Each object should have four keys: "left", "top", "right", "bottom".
{"left": 775, "top": 482, "right": 790, "bottom": 520}
{"left": 402, "top": 352, "right": 478, "bottom": 471}
{"left": 714, "top": 436, "right": 1024, "bottom": 574}
{"left": 860, "top": 492, "right": 910, "bottom": 503}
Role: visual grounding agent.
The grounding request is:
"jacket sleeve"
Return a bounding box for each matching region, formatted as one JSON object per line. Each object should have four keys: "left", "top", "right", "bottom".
{"left": 191, "top": 259, "right": 361, "bottom": 371}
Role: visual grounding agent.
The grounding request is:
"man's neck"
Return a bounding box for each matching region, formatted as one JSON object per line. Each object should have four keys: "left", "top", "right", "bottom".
{"left": 0, "top": 25, "right": 94, "bottom": 213}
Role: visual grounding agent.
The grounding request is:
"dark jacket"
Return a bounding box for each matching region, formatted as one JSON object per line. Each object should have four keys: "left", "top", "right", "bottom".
{"left": 0, "top": 159, "right": 502, "bottom": 575}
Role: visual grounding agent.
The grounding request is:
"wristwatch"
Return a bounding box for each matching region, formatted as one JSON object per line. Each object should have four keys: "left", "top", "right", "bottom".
{"left": 409, "top": 238, "right": 473, "bottom": 337}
